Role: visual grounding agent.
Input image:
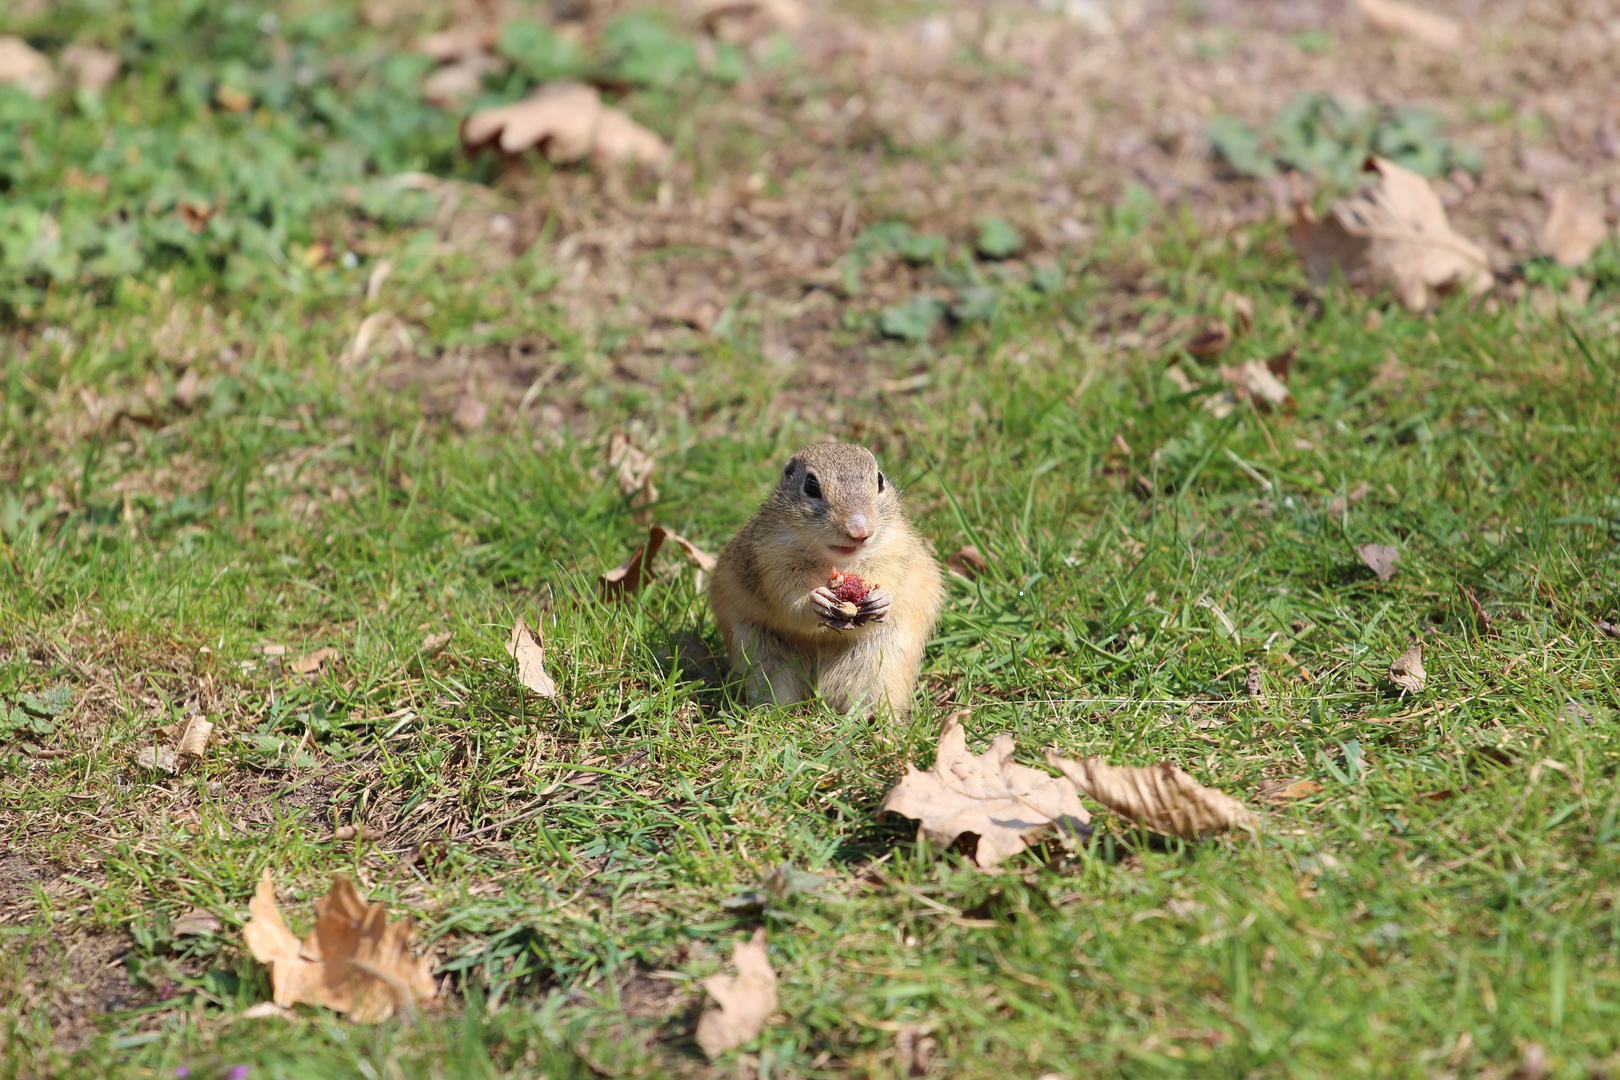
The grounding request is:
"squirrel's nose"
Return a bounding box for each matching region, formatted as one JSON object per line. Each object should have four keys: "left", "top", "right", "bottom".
{"left": 844, "top": 514, "right": 872, "bottom": 542}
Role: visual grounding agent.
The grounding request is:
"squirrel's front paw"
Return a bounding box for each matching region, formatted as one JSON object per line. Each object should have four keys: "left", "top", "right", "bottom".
{"left": 858, "top": 586, "right": 892, "bottom": 624}
{"left": 812, "top": 586, "right": 855, "bottom": 628}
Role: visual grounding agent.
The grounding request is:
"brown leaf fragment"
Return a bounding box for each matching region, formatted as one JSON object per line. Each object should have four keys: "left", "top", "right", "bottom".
{"left": 946, "top": 544, "right": 992, "bottom": 579}
{"left": 1460, "top": 585, "right": 1495, "bottom": 637}
{"left": 332, "top": 824, "right": 383, "bottom": 843}
{"left": 608, "top": 432, "right": 659, "bottom": 524}
{"left": 506, "top": 617, "right": 558, "bottom": 698}
{"left": 422, "top": 52, "right": 503, "bottom": 108}
{"left": 1264, "top": 346, "right": 1297, "bottom": 382}
{"left": 1355, "top": 0, "right": 1464, "bottom": 50}
{"left": 288, "top": 647, "right": 340, "bottom": 676}
{"left": 694, "top": 928, "right": 779, "bottom": 1059}
{"left": 664, "top": 528, "right": 718, "bottom": 572}
{"left": 1185, "top": 321, "right": 1231, "bottom": 358}
{"left": 1387, "top": 640, "right": 1427, "bottom": 695}
{"left": 462, "top": 81, "right": 667, "bottom": 167}
{"left": 420, "top": 630, "right": 453, "bottom": 654}
{"left": 1261, "top": 778, "right": 1323, "bottom": 803}
{"left": 59, "top": 44, "right": 120, "bottom": 94}
{"left": 173, "top": 907, "right": 223, "bottom": 937}
{"left": 895, "top": 1024, "right": 938, "bottom": 1078}
{"left": 242, "top": 870, "right": 437, "bottom": 1023}
{"left": 176, "top": 716, "right": 213, "bottom": 759}
{"left": 135, "top": 745, "right": 178, "bottom": 774}
{"left": 659, "top": 293, "right": 721, "bottom": 333}
{"left": 880, "top": 724, "right": 1091, "bottom": 869}
{"left": 451, "top": 394, "right": 489, "bottom": 432}
{"left": 1599, "top": 620, "right": 1620, "bottom": 640}
{"left": 1539, "top": 186, "right": 1608, "bottom": 268}
{"left": 1291, "top": 156, "right": 1491, "bottom": 311}
{"left": 1206, "top": 359, "right": 1292, "bottom": 417}
{"left": 1356, "top": 543, "right": 1400, "bottom": 581}
{"left": 0, "top": 36, "right": 54, "bottom": 97}
{"left": 1047, "top": 753, "right": 1257, "bottom": 839}
{"left": 599, "top": 524, "right": 711, "bottom": 596}
{"left": 1243, "top": 666, "right": 1265, "bottom": 700}
{"left": 416, "top": 28, "right": 493, "bottom": 62}
{"left": 699, "top": 0, "right": 807, "bottom": 43}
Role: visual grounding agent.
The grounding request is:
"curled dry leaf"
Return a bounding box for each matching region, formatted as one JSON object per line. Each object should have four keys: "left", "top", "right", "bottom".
{"left": 880, "top": 723, "right": 1091, "bottom": 869}
{"left": 1047, "top": 753, "right": 1258, "bottom": 839}
{"left": 0, "top": 36, "right": 54, "bottom": 97}
{"left": 599, "top": 524, "right": 715, "bottom": 597}
{"left": 1355, "top": 0, "right": 1465, "bottom": 50}
{"left": 288, "top": 647, "right": 340, "bottom": 676}
{"left": 1185, "top": 320, "right": 1232, "bottom": 358}
{"left": 609, "top": 432, "right": 658, "bottom": 525}
{"left": 946, "top": 544, "right": 992, "bottom": 579}
{"left": 1261, "top": 778, "right": 1323, "bottom": 803}
{"left": 1387, "top": 640, "right": 1427, "bottom": 695}
{"left": 242, "top": 869, "right": 437, "bottom": 1023}
{"left": 694, "top": 928, "right": 778, "bottom": 1059}
{"left": 1539, "top": 186, "right": 1608, "bottom": 268}
{"left": 1291, "top": 156, "right": 1491, "bottom": 311}
{"left": 59, "top": 44, "right": 120, "bottom": 94}
{"left": 506, "top": 617, "right": 558, "bottom": 698}
{"left": 173, "top": 907, "right": 223, "bottom": 937}
{"left": 462, "top": 81, "right": 668, "bottom": 167}
{"left": 1356, "top": 543, "right": 1400, "bottom": 581}
{"left": 175, "top": 715, "right": 213, "bottom": 759}
{"left": 698, "top": 0, "right": 807, "bottom": 43}
{"left": 1205, "top": 356, "right": 1292, "bottom": 418}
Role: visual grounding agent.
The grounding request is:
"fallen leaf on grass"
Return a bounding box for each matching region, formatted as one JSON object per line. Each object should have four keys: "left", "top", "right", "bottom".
{"left": 239, "top": 1001, "right": 292, "bottom": 1020}
{"left": 599, "top": 524, "right": 715, "bottom": 598}
{"left": 1539, "top": 186, "right": 1608, "bottom": 268}
{"left": 135, "top": 745, "right": 179, "bottom": 774}
{"left": 1243, "top": 666, "right": 1265, "bottom": 700}
{"left": 242, "top": 869, "right": 437, "bottom": 1023}
{"left": 420, "top": 630, "right": 453, "bottom": 654}
{"left": 423, "top": 52, "right": 504, "bottom": 108}
{"left": 1387, "top": 640, "right": 1427, "bottom": 695}
{"left": 1261, "top": 778, "right": 1323, "bottom": 803}
{"left": 1460, "top": 585, "right": 1495, "bottom": 637}
{"left": 0, "top": 36, "right": 54, "bottom": 97}
{"left": 1046, "top": 754, "right": 1257, "bottom": 839}
{"left": 946, "top": 544, "right": 992, "bottom": 579}
{"left": 288, "top": 647, "right": 340, "bottom": 676}
{"left": 880, "top": 723, "right": 1091, "bottom": 869}
{"left": 694, "top": 928, "right": 778, "bottom": 1059}
{"left": 608, "top": 432, "right": 658, "bottom": 525}
{"left": 1599, "top": 619, "right": 1620, "bottom": 640}
{"left": 173, "top": 907, "right": 223, "bottom": 937}
{"left": 1355, "top": 0, "right": 1465, "bottom": 50}
{"left": 698, "top": 0, "right": 807, "bottom": 42}
{"left": 659, "top": 293, "right": 722, "bottom": 333}
{"left": 175, "top": 716, "right": 213, "bottom": 759}
{"left": 1204, "top": 355, "right": 1293, "bottom": 418}
{"left": 1185, "top": 321, "right": 1232, "bottom": 358}
{"left": 462, "top": 81, "right": 668, "bottom": 167}
{"left": 506, "top": 617, "right": 558, "bottom": 698}
{"left": 1291, "top": 156, "right": 1491, "bottom": 311}
{"left": 1356, "top": 543, "right": 1400, "bottom": 581}
{"left": 59, "top": 44, "right": 120, "bottom": 94}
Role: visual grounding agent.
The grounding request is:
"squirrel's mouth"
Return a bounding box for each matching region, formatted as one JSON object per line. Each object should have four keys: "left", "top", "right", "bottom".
{"left": 828, "top": 544, "right": 860, "bottom": 558}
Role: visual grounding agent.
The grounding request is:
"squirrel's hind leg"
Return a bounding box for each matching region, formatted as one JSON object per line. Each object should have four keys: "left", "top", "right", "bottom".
{"left": 729, "top": 621, "right": 814, "bottom": 707}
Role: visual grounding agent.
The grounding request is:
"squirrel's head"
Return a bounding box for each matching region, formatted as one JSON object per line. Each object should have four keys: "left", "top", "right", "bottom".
{"left": 771, "top": 443, "right": 902, "bottom": 566}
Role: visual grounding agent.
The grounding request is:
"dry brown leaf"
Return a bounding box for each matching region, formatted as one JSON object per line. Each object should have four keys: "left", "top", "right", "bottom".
{"left": 1356, "top": 0, "right": 1464, "bottom": 49}
{"left": 1185, "top": 321, "right": 1231, "bottom": 358}
{"left": 239, "top": 1001, "right": 292, "bottom": 1020}
{"left": 506, "top": 617, "right": 558, "bottom": 698}
{"left": 1291, "top": 156, "right": 1491, "bottom": 311}
{"left": 1539, "top": 186, "right": 1608, "bottom": 268}
{"left": 665, "top": 528, "right": 718, "bottom": 572}
{"left": 694, "top": 928, "right": 779, "bottom": 1059}
{"left": 0, "top": 36, "right": 54, "bottom": 97}
{"left": 173, "top": 907, "right": 223, "bottom": 937}
{"left": 599, "top": 523, "right": 715, "bottom": 597}
{"left": 332, "top": 824, "right": 383, "bottom": 843}
{"left": 1206, "top": 358, "right": 1292, "bottom": 418}
{"left": 451, "top": 394, "right": 489, "bottom": 432}
{"left": 420, "top": 630, "right": 453, "bottom": 654}
{"left": 1356, "top": 543, "right": 1400, "bottom": 581}
{"left": 1047, "top": 753, "right": 1257, "bottom": 839}
{"left": 608, "top": 432, "right": 658, "bottom": 525}
{"left": 1387, "top": 640, "right": 1427, "bottom": 694}
{"left": 462, "top": 81, "right": 667, "bottom": 167}
{"left": 698, "top": 0, "right": 807, "bottom": 42}
{"left": 946, "top": 544, "right": 992, "bottom": 579}
{"left": 288, "top": 647, "right": 340, "bottom": 676}
{"left": 1599, "top": 619, "right": 1620, "bottom": 640}
{"left": 59, "top": 44, "right": 120, "bottom": 94}
{"left": 659, "top": 293, "right": 722, "bottom": 333}
{"left": 880, "top": 723, "right": 1091, "bottom": 869}
{"left": 1261, "top": 778, "right": 1323, "bottom": 803}
{"left": 417, "top": 28, "right": 493, "bottom": 62}
{"left": 423, "top": 52, "right": 504, "bottom": 108}
{"left": 242, "top": 869, "right": 437, "bottom": 1023}
{"left": 176, "top": 716, "right": 213, "bottom": 759}
{"left": 135, "top": 745, "right": 178, "bottom": 774}
{"left": 1460, "top": 585, "right": 1495, "bottom": 638}
{"left": 1243, "top": 665, "right": 1265, "bottom": 700}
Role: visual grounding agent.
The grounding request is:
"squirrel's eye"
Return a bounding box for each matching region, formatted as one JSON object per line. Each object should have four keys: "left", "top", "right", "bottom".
{"left": 877, "top": 472, "right": 886, "bottom": 492}
{"left": 803, "top": 474, "right": 823, "bottom": 499}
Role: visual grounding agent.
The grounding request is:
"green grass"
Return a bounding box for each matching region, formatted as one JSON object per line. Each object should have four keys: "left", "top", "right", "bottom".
{"left": 4, "top": 2, "right": 1620, "bottom": 1079}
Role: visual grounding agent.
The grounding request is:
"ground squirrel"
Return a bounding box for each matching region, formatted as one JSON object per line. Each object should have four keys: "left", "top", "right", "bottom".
{"left": 708, "top": 443, "right": 946, "bottom": 715}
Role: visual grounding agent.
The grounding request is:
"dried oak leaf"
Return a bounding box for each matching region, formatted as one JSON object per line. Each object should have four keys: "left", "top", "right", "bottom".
{"left": 506, "top": 616, "right": 558, "bottom": 698}
{"left": 1387, "top": 640, "right": 1427, "bottom": 695}
{"left": 1291, "top": 156, "right": 1491, "bottom": 311}
{"left": 946, "top": 544, "right": 992, "bottom": 579}
{"left": 1047, "top": 753, "right": 1257, "bottom": 839}
{"left": 694, "top": 928, "right": 778, "bottom": 1059}
{"left": 880, "top": 723, "right": 1091, "bottom": 869}
{"left": 1356, "top": 543, "right": 1400, "bottom": 581}
{"left": 1539, "top": 186, "right": 1608, "bottom": 268}
{"left": 172, "top": 907, "right": 223, "bottom": 937}
{"left": 0, "top": 36, "right": 54, "bottom": 97}
{"left": 599, "top": 524, "right": 715, "bottom": 597}
{"left": 1355, "top": 0, "right": 1465, "bottom": 50}
{"left": 242, "top": 869, "right": 437, "bottom": 1023}
{"left": 462, "top": 81, "right": 667, "bottom": 167}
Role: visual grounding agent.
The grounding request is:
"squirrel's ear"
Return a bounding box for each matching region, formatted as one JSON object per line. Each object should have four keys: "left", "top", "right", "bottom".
{"left": 781, "top": 458, "right": 797, "bottom": 480}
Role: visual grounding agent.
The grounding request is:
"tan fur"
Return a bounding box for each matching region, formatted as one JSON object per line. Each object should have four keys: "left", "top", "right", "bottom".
{"left": 708, "top": 443, "right": 946, "bottom": 715}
